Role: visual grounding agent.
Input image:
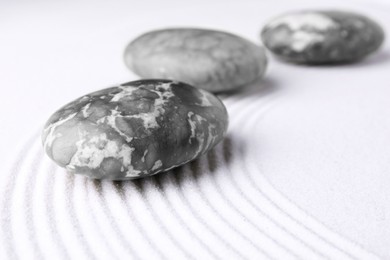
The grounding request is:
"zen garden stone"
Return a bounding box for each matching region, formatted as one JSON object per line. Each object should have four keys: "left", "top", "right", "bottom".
{"left": 124, "top": 28, "right": 268, "bottom": 92}
{"left": 261, "top": 10, "right": 384, "bottom": 64}
{"left": 42, "top": 80, "right": 228, "bottom": 180}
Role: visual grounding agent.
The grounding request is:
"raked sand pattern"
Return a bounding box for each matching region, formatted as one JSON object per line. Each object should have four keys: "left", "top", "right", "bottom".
{"left": 0, "top": 87, "right": 381, "bottom": 260}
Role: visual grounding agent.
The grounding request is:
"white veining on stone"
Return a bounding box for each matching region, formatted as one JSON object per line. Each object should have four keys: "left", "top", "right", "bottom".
{"left": 266, "top": 12, "right": 339, "bottom": 52}
{"left": 152, "top": 160, "right": 162, "bottom": 171}
{"left": 109, "top": 82, "right": 175, "bottom": 131}
{"left": 187, "top": 112, "right": 197, "bottom": 144}
{"left": 136, "top": 84, "right": 174, "bottom": 129}
{"left": 81, "top": 103, "right": 91, "bottom": 118}
{"left": 97, "top": 109, "right": 133, "bottom": 142}
{"left": 67, "top": 132, "right": 139, "bottom": 176}
{"left": 95, "top": 83, "right": 175, "bottom": 143}
{"left": 43, "top": 112, "right": 78, "bottom": 149}
{"left": 291, "top": 31, "right": 325, "bottom": 51}
{"left": 197, "top": 90, "right": 213, "bottom": 107}
{"left": 110, "top": 86, "right": 136, "bottom": 102}
{"left": 268, "top": 13, "right": 338, "bottom": 31}
{"left": 141, "top": 149, "right": 148, "bottom": 162}
{"left": 191, "top": 113, "right": 208, "bottom": 159}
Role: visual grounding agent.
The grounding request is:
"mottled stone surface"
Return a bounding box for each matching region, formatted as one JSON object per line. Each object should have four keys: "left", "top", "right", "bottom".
{"left": 261, "top": 10, "right": 385, "bottom": 64}
{"left": 42, "top": 80, "right": 228, "bottom": 180}
{"left": 124, "top": 28, "right": 268, "bottom": 92}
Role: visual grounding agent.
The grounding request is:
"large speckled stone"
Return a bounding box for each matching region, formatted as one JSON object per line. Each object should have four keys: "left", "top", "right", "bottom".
{"left": 261, "top": 10, "right": 385, "bottom": 64}
{"left": 42, "top": 79, "right": 228, "bottom": 180}
{"left": 124, "top": 28, "right": 267, "bottom": 92}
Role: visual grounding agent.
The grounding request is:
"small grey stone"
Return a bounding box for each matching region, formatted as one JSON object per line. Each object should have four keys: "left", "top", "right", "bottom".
{"left": 42, "top": 79, "right": 228, "bottom": 180}
{"left": 261, "top": 10, "right": 385, "bottom": 64}
{"left": 124, "top": 28, "right": 267, "bottom": 92}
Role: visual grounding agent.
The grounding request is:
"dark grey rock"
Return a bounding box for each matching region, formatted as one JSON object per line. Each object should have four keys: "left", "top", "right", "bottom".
{"left": 124, "top": 28, "right": 267, "bottom": 92}
{"left": 261, "top": 10, "right": 385, "bottom": 64}
{"left": 42, "top": 79, "right": 228, "bottom": 180}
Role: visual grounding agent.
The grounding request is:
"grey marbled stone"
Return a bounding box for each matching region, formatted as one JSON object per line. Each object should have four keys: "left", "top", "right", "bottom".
{"left": 42, "top": 79, "right": 228, "bottom": 180}
{"left": 261, "top": 10, "right": 385, "bottom": 64}
{"left": 124, "top": 28, "right": 267, "bottom": 92}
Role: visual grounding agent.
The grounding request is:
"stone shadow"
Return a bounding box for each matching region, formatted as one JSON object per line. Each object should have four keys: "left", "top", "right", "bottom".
{"left": 217, "top": 75, "right": 281, "bottom": 99}
{"left": 346, "top": 49, "right": 390, "bottom": 68}
{"left": 276, "top": 49, "right": 390, "bottom": 69}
